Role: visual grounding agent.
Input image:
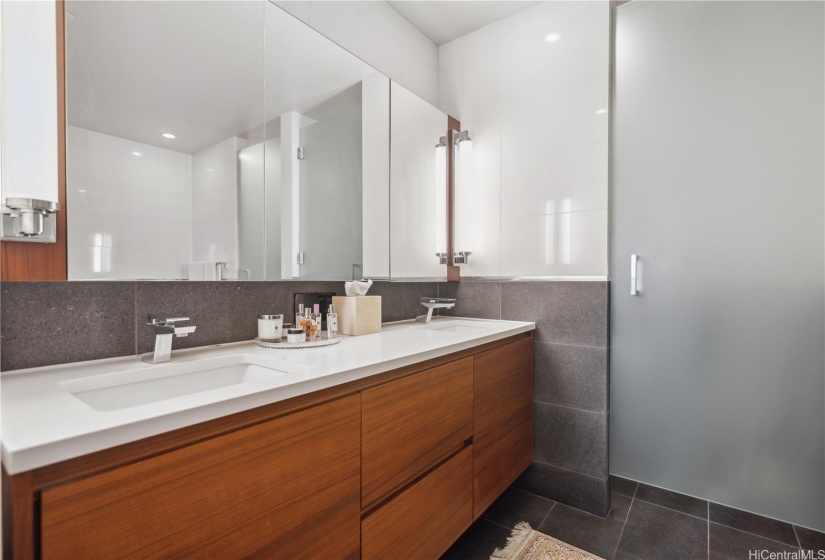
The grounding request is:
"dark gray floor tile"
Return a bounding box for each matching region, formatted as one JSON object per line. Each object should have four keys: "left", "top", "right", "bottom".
{"left": 439, "top": 518, "right": 511, "bottom": 560}
{"left": 501, "top": 281, "right": 608, "bottom": 346}
{"left": 481, "top": 487, "right": 556, "bottom": 529}
{"left": 401, "top": 282, "right": 440, "bottom": 320}
{"left": 367, "top": 281, "right": 404, "bottom": 323}
{"left": 710, "top": 523, "right": 799, "bottom": 560}
{"left": 515, "top": 461, "right": 610, "bottom": 517}
{"left": 614, "top": 552, "right": 644, "bottom": 560}
{"left": 534, "top": 402, "right": 608, "bottom": 479}
{"left": 538, "top": 493, "right": 632, "bottom": 559}
{"left": 438, "top": 281, "right": 501, "bottom": 320}
{"left": 635, "top": 483, "right": 708, "bottom": 519}
{"left": 1, "top": 281, "right": 136, "bottom": 370}
{"left": 795, "top": 525, "right": 825, "bottom": 553}
{"left": 617, "top": 499, "right": 708, "bottom": 560}
{"left": 709, "top": 503, "right": 798, "bottom": 547}
{"left": 534, "top": 342, "right": 607, "bottom": 413}
{"left": 610, "top": 476, "right": 638, "bottom": 498}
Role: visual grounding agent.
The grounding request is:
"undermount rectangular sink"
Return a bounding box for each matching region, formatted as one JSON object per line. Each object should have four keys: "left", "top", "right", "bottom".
{"left": 60, "top": 354, "right": 304, "bottom": 412}
{"left": 417, "top": 320, "right": 503, "bottom": 335}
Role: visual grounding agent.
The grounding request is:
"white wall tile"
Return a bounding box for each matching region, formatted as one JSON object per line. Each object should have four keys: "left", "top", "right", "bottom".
{"left": 500, "top": 208, "right": 608, "bottom": 277}
{"left": 67, "top": 125, "right": 193, "bottom": 279}
{"left": 501, "top": 7, "right": 609, "bottom": 102}
{"left": 439, "top": 1, "right": 610, "bottom": 277}
{"left": 501, "top": 143, "right": 608, "bottom": 218}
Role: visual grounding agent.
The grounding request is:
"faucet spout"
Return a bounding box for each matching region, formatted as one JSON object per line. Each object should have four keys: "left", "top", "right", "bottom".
{"left": 415, "top": 298, "right": 457, "bottom": 323}
{"left": 143, "top": 317, "right": 196, "bottom": 364}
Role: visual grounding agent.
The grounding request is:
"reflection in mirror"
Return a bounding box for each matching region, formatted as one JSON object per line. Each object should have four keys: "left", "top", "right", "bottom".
{"left": 389, "top": 82, "right": 450, "bottom": 280}
{"left": 65, "top": 1, "right": 265, "bottom": 280}
{"left": 262, "top": 2, "right": 380, "bottom": 280}
{"left": 65, "top": 1, "right": 384, "bottom": 281}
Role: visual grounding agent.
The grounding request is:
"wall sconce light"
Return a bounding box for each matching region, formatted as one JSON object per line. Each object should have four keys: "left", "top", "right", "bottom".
{"left": 453, "top": 129, "right": 473, "bottom": 265}
{"left": 435, "top": 136, "right": 448, "bottom": 264}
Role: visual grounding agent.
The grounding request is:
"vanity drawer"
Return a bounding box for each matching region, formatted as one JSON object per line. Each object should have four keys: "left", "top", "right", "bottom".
{"left": 40, "top": 395, "right": 361, "bottom": 560}
{"left": 361, "top": 357, "right": 473, "bottom": 509}
{"left": 361, "top": 446, "right": 473, "bottom": 560}
{"left": 473, "top": 336, "right": 534, "bottom": 518}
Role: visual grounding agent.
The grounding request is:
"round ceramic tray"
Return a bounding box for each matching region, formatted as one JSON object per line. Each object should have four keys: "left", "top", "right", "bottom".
{"left": 254, "top": 335, "right": 343, "bottom": 350}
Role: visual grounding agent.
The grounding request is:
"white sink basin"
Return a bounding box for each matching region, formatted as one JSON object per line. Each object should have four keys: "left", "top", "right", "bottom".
{"left": 60, "top": 354, "right": 304, "bottom": 412}
{"left": 417, "top": 320, "right": 503, "bottom": 335}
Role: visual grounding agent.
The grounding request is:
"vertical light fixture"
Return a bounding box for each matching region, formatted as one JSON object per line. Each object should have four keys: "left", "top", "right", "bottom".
{"left": 434, "top": 136, "right": 448, "bottom": 264}
{"left": 453, "top": 130, "right": 473, "bottom": 264}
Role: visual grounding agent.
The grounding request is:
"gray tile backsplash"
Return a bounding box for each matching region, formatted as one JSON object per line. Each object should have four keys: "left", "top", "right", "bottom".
{"left": 1, "top": 282, "right": 135, "bottom": 371}
{"left": 439, "top": 281, "right": 502, "bottom": 319}
{"left": 533, "top": 402, "right": 608, "bottom": 479}
{"left": 534, "top": 342, "right": 607, "bottom": 413}
{"left": 501, "top": 281, "right": 608, "bottom": 346}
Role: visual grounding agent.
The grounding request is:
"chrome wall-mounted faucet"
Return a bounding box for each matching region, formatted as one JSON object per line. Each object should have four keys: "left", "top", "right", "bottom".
{"left": 416, "top": 298, "right": 456, "bottom": 323}
{"left": 142, "top": 316, "right": 197, "bottom": 364}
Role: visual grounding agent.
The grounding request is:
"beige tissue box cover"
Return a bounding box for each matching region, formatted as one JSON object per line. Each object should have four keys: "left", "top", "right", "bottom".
{"left": 332, "top": 295, "right": 382, "bottom": 336}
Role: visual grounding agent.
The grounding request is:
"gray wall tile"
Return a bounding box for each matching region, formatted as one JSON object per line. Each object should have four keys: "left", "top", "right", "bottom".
{"left": 501, "top": 281, "right": 608, "bottom": 346}
{"left": 534, "top": 342, "right": 607, "bottom": 413}
{"left": 534, "top": 402, "right": 608, "bottom": 479}
{"left": 515, "top": 460, "right": 610, "bottom": 517}
{"left": 1, "top": 281, "right": 135, "bottom": 371}
{"left": 401, "top": 282, "right": 440, "bottom": 320}
{"left": 438, "top": 281, "right": 501, "bottom": 319}
{"left": 367, "top": 281, "right": 404, "bottom": 323}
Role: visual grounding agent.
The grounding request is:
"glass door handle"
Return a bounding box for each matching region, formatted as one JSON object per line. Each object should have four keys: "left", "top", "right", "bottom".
{"left": 631, "top": 254, "right": 638, "bottom": 295}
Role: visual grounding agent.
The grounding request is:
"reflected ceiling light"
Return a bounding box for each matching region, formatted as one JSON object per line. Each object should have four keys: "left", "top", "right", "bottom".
{"left": 162, "top": 133, "right": 176, "bottom": 139}
{"left": 132, "top": 151, "right": 142, "bottom": 156}
{"left": 435, "top": 136, "right": 448, "bottom": 264}
{"left": 595, "top": 109, "right": 607, "bottom": 115}
{"left": 77, "top": 189, "right": 86, "bottom": 193}
{"left": 453, "top": 130, "right": 473, "bottom": 265}
{"left": 544, "top": 32, "right": 561, "bottom": 43}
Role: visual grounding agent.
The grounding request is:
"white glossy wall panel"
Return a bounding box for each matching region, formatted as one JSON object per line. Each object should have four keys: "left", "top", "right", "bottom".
{"left": 67, "top": 127, "right": 192, "bottom": 279}
{"left": 438, "top": 1, "right": 609, "bottom": 278}
{"left": 192, "top": 137, "right": 243, "bottom": 266}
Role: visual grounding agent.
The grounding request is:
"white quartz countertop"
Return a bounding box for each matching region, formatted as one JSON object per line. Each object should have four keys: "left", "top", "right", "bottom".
{"left": 1, "top": 317, "right": 534, "bottom": 474}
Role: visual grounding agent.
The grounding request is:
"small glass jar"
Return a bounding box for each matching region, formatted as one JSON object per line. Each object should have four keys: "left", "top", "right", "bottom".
{"left": 286, "top": 327, "right": 305, "bottom": 344}
{"left": 258, "top": 314, "right": 283, "bottom": 342}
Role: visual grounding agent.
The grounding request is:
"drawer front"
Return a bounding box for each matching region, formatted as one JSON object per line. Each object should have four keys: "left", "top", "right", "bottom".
{"left": 473, "top": 336, "right": 534, "bottom": 518}
{"left": 41, "top": 395, "right": 362, "bottom": 560}
{"left": 362, "top": 446, "right": 473, "bottom": 560}
{"left": 361, "top": 357, "right": 473, "bottom": 509}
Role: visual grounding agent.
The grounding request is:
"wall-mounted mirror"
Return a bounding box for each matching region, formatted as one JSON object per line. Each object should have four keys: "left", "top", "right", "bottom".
{"left": 64, "top": 0, "right": 451, "bottom": 282}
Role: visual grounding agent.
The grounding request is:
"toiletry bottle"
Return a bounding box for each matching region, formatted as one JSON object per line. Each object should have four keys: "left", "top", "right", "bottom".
{"left": 299, "top": 309, "right": 316, "bottom": 341}
{"left": 312, "top": 304, "right": 322, "bottom": 340}
{"left": 327, "top": 304, "right": 338, "bottom": 338}
{"left": 296, "top": 304, "right": 305, "bottom": 331}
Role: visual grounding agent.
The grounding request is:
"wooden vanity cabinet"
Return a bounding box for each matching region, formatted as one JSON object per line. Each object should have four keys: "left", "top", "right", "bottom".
{"left": 361, "top": 357, "right": 473, "bottom": 510}
{"left": 4, "top": 332, "right": 533, "bottom": 560}
{"left": 473, "top": 336, "right": 534, "bottom": 518}
{"left": 40, "top": 395, "right": 362, "bottom": 560}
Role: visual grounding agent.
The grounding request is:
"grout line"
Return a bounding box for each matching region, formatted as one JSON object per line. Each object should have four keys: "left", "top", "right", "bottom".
{"left": 530, "top": 459, "right": 608, "bottom": 482}
{"left": 792, "top": 525, "right": 802, "bottom": 549}
{"left": 611, "top": 493, "right": 634, "bottom": 560}
{"left": 534, "top": 400, "right": 607, "bottom": 416}
{"left": 709, "top": 522, "right": 800, "bottom": 550}
{"left": 482, "top": 517, "right": 516, "bottom": 532}
{"left": 536, "top": 502, "right": 557, "bottom": 530}
{"left": 630, "top": 496, "right": 709, "bottom": 523}
{"left": 534, "top": 340, "right": 609, "bottom": 350}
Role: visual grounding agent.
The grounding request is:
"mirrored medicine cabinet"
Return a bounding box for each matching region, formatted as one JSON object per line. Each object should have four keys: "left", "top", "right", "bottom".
{"left": 62, "top": 0, "right": 459, "bottom": 282}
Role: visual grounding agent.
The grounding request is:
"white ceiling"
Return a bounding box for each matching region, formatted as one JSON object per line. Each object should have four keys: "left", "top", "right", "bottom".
{"left": 65, "top": 1, "right": 377, "bottom": 154}
{"left": 387, "top": 1, "right": 539, "bottom": 46}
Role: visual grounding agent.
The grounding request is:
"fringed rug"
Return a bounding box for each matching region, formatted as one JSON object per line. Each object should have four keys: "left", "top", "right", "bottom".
{"left": 491, "top": 522, "right": 605, "bottom": 560}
